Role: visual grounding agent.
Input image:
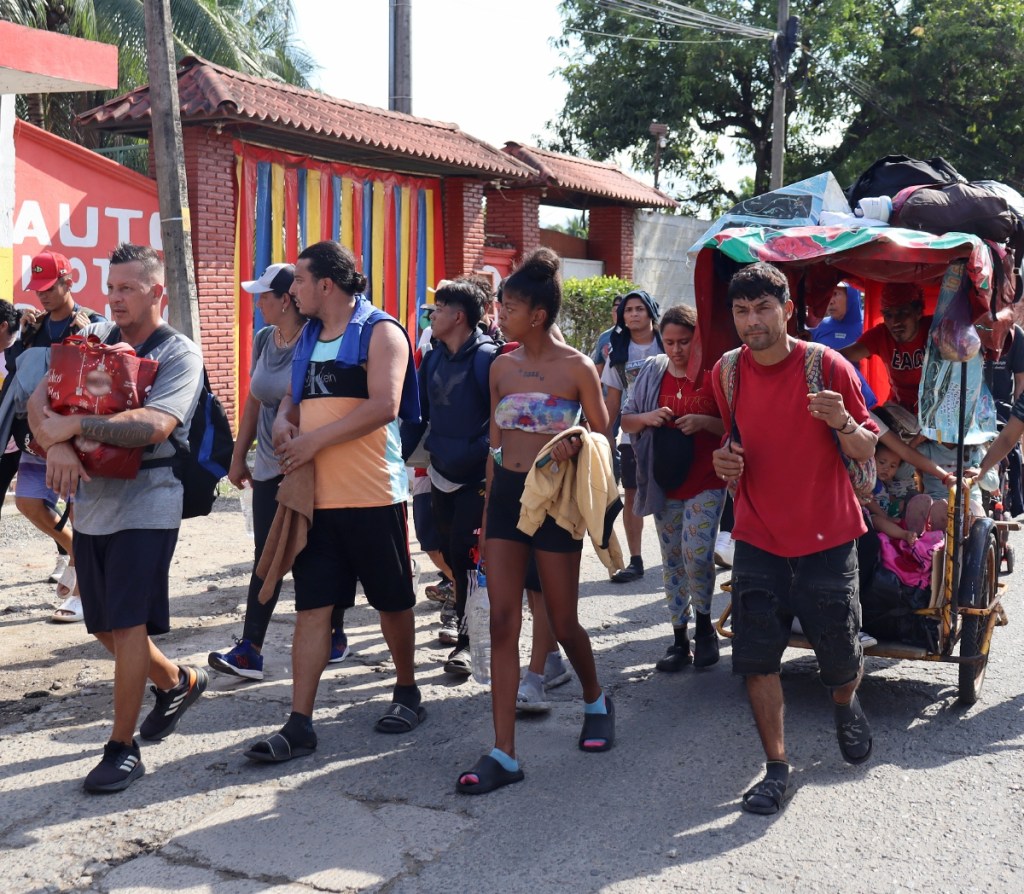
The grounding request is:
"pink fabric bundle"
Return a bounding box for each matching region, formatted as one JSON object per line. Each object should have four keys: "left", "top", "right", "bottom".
{"left": 879, "top": 530, "right": 943, "bottom": 589}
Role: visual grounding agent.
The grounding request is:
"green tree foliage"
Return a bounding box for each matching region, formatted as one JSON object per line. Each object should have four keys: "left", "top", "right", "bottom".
{"left": 0, "top": 0, "right": 317, "bottom": 140}
{"left": 560, "top": 274, "right": 637, "bottom": 354}
{"left": 547, "top": 212, "right": 590, "bottom": 239}
{"left": 552, "top": 1, "right": 1024, "bottom": 213}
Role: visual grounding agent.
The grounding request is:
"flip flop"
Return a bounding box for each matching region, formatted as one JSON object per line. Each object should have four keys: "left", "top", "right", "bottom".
{"left": 51, "top": 594, "right": 84, "bottom": 624}
{"left": 834, "top": 694, "right": 873, "bottom": 765}
{"left": 578, "top": 694, "right": 615, "bottom": 752}
{"left": 456, "top": 755, "right": 524, "bottom": 795}
{"left": 244, "top": 731, "right": 316, "bottom": 763}
{"left": 741, "top": 766, "right": 794, "bottom": 816}
{"left": 374, "top": 702, "right": 427, "bottom": 734}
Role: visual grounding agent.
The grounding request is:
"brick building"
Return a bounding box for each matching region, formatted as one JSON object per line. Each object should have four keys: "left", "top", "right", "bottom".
{"left": 78, "top": 57, "right": 673, "bottom": 421}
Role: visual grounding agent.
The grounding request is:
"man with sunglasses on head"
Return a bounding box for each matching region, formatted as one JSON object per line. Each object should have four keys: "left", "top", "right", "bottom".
{"left": 840, "top": 282, "right": 931, "bottom": 414}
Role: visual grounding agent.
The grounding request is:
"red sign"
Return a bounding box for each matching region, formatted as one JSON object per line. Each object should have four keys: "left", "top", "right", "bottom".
{"left": 13, "top": 119, "right": 159, "bottom": 315}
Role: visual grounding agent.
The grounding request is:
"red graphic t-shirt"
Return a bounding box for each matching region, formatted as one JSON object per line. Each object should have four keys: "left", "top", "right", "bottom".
{"left": 855, "top": 316, "right": 932, "bottom": 411}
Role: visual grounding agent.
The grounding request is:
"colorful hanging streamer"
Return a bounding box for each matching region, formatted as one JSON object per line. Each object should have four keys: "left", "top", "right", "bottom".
{"left": 232, "top": 141, "right": 445, "bottom": 420}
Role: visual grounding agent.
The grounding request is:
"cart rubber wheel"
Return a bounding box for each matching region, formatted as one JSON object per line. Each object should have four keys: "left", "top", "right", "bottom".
{"left": 958, "top": 527, "right": 998, "bottom": 706}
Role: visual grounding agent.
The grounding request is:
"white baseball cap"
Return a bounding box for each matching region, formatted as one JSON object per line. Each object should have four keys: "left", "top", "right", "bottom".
{"left": 241, "top": 263, "right": 295, "bottom": 295}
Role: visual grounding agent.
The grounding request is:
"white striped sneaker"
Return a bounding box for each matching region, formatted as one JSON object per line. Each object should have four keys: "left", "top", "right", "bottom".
{"left": 83, "top": 739, "right": 145, "bottom": 793}
{"left": 139, "top": 665, "right": 208, "bottom": 741}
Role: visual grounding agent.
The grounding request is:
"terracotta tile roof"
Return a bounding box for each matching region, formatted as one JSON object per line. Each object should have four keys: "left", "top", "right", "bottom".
{"left": 76, "top": 56, "right": 535, "bottom": 180}
{"left": 502, "top": 143, "right": 677, "bottom": 208}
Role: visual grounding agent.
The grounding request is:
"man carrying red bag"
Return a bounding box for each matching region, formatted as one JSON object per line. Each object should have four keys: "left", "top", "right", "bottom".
{"left": 28, "top": 244, "right": 206, "bottom": 794}
{"left": 37, "top": 334, "right": 161, "bottom": 479}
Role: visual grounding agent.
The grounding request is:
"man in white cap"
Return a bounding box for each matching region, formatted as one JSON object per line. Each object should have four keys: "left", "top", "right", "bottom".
{"left": 7, "top": 250, "right": 104, "bottom": 620}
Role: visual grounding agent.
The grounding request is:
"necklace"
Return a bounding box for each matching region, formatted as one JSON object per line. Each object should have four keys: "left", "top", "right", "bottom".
{"left": 275, "top": 325, "right": 302, "bottom": 348}
{"left": 47, "top": 314, "right": 73, "bottom": 342}
{"left": 666, "top": 371, "right": 688, "bottom": 400}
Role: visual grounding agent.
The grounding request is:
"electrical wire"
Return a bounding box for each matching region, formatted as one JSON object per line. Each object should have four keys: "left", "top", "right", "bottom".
{"left": 572, "top": 26, "right": 756, "bottom": 44}
{"left": 600, "top": 0, "right": 775, "bottom": 41}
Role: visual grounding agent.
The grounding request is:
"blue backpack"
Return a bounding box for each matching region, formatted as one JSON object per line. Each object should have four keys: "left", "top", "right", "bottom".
{"left": 109, "top": 325, "right": 234, "bottom": 519}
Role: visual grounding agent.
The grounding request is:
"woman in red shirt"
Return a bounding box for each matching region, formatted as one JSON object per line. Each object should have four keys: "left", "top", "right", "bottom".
{"left": 621, "top": 304, "right": 726, "bottom": 670}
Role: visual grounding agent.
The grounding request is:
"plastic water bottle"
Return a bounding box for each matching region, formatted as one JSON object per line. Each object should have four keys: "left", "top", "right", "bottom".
{"left": 239, "top": 484, "right": 254, "bottom": 539}
{"left": 467, "top": 568, "right": 491, "bottom": 685}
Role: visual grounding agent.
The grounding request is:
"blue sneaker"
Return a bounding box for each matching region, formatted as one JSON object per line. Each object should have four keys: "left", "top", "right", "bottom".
{"left": 328, "top": 629, "right": 350, "bottom": 664}
{"left": 208, "top": 638, "right": 264, "bottom": 680}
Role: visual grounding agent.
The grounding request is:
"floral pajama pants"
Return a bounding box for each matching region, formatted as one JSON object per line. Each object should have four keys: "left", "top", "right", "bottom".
{"left": 653, "top": 489, "right": 726, "bottom": 628}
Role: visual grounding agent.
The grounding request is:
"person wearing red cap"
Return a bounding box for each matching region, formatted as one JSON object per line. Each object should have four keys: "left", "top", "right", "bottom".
{"left": 5, "top": 251, "right": 105, "bottom": 621}
{"left": 840, "top": 282, "right": 931, "bottom": 412}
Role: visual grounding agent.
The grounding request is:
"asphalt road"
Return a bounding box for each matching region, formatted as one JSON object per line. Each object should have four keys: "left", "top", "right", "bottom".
{"left": 1, "top": 498, "right": 1023, "bottom": 893}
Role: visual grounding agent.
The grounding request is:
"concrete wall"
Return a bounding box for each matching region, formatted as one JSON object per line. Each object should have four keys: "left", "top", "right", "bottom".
{"left": 633, "top": 211, "right": 711, "bottom": 308}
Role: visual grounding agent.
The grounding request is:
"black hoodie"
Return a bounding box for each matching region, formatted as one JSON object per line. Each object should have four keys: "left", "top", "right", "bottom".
{"left": 607, "top": 290, "right": 662, "bottom": 391}
{"left": 400, "top": 330, "right": 497, "bottom": 485}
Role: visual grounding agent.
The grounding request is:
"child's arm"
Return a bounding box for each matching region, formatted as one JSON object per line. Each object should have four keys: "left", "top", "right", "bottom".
{"left": 867, "top": 499, "right": 918, "bottom": 544}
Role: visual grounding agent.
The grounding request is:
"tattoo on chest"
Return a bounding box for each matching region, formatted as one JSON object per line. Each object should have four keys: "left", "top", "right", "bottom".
{"left": 519, "top": 369, "right": 544, "bottom": 381}
{"left": 80, "top": 417, "right": 156, "bottom": 448}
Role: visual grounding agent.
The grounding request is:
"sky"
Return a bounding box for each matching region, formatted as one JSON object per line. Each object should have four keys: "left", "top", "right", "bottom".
{"left": 289, "top": 1, "right": 750, "bottom": 217}
{"left": 291, "top": 1, "right": 569, "bottom": 152}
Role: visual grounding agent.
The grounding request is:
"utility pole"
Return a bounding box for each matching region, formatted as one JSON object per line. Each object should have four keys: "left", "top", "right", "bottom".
{"left": 144, "top": 0, "right": 201, "bottom": 343}
{"left": 389, "top": 0, "right": 412, "bottom": 114}
{"left": 769, "top": 0, "right": 789, "bottom": 190}
{"left": 649, "top": 120, "right": 668, "bottom": 191}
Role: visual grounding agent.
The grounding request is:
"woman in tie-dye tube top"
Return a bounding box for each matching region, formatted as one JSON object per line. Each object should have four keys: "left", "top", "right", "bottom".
{"left": 456, "top": 248, "right": 615, "bottom": 796}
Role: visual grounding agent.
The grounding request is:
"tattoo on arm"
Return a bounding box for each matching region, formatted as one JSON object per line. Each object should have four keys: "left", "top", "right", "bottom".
{"left": 80, "top": 416, "right": 156, "bottom": 448}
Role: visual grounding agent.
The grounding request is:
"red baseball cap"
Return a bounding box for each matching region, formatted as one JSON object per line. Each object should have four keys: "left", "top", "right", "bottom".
{"left": 26, "top": 250, "right": 71, "bottom": 291}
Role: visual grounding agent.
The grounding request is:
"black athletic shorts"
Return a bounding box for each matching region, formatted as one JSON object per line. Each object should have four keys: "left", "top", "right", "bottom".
{"left": 292, "top": 503, "right": 415, "bottom": 613}
{"left": 486, "top": 464, "right": 582, "bottom": 554}
{"left": 619, "top": 442, "right": 638, "bottom": 490}
{"left": 74, "top": 528, "right": 179, "bottom": 635}
{"left": 730, "top": 539, "right": 862, "bottom": 687}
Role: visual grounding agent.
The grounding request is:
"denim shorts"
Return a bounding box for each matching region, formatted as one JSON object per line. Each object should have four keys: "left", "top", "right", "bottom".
{"left": 730, "top": 539, "right": 862, "bottom": 687}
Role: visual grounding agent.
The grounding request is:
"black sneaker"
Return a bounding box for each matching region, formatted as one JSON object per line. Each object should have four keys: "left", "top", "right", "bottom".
{"left": 610, "top": 562, "right": 644, "bottom": 584}
{"left": 139, "top": 665, "right": 208, "bottom": 741}
{"left": 83, "top": 739, "right": 144, "bottom": 793}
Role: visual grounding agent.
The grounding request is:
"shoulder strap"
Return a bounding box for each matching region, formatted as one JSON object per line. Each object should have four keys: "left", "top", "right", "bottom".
{"left": 104, "top": 323, "right": 178, "bottom": 357}
{"left": 473, "top": 344, "right": 495, "bottom": 399}
{"left": 253, "top": 325, "right": 274, "bottom": 360}
{"left": 718, "top": 348, "right": 742, "bottom": 442}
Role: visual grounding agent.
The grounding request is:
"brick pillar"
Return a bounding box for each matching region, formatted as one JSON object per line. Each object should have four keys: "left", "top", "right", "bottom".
{"left": 589, "top": 206, "right": 635, "bottom": 281}
{"left": 442, "top": 179, "right": 486, "bottom": 278}
{"left": 484, "top": 187, "right": 542, "bottom": 262}
{"left": 181, "top": 126, "right": 237, "bottom": 424}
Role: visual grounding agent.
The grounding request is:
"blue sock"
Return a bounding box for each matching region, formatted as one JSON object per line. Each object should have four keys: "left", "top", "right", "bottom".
{"left": 584, "top": 692, "right": 607, "bottom": 714}
{"left": 489, "top": 747, "right": 519, "bottom": 772}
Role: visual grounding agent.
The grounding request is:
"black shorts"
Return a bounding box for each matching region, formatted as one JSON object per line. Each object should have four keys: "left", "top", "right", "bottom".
{"left": 74, "top": 528, "right": 179, "bottom": 635}
{"left": 292, "top": 504, "right": 415, "bottom": 613}
{"left": 619, "top": 442, "right": 637, "bottom": 490}
{"left": 486, "top": 464, "right": 582, "bottom": 554}
{"left": 412, "top": 490, "right": 442, "bottom": 552}
{"left": 730, "top": 539, "right": 862, "bottom": 687}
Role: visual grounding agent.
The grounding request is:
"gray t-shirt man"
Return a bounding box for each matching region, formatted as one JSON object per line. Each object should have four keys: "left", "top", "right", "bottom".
{"left": 72, "top": 322, "right": 203, "bottom": 534}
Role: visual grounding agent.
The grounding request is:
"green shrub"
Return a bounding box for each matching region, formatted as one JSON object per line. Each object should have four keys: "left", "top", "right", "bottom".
{"left": 560, "top": 275, "right": 637, "bottom": 354}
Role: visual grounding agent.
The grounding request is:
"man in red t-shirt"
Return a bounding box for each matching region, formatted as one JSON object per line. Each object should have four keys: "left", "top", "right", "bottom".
{"left": 712, "top": 262, "right": 879, "bottom": 817}
{"left": 841, "top": 282, "right": 931, "bottom": 411}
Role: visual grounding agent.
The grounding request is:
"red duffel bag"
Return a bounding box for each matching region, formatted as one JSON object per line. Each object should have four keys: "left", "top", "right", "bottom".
{"left": 31, "top": 335, "right": 160, "bottom": 479}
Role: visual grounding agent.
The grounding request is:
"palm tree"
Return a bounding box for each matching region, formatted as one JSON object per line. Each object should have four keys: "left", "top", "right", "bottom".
{"left": 0, "top": 0, "right": 317, "bottom": 140}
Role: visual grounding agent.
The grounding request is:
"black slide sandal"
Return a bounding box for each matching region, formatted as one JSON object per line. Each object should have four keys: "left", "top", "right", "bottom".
{"left": 456, "top": 755, "right": 525, "bottom": 795}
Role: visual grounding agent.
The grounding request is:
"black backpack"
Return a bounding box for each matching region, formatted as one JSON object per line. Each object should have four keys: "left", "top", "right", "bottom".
{"left": 108, "top": 324, "right": 234, "bottom": 519}
{"left": 846, "top": 155, "right": 965, "bottom": 207}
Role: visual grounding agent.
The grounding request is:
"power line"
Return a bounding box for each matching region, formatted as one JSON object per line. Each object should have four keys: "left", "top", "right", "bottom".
{"left": 572, "top": 26, "right": 756, "bottom": 44}
{"left": 600, "top": 0, "right": 775, "bottom": 41}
